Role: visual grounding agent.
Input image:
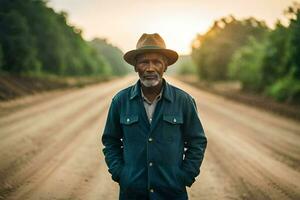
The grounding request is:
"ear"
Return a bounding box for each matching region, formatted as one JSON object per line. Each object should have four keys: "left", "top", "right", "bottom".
{"left": 164, "top": 65, "right": 168, "bottom": 72}
{"left": 134, "top": 65, "right": 137, "bottom": 72}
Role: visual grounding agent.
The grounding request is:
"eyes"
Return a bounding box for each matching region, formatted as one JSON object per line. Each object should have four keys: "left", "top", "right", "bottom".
{"left": 136, "top": 59, "right": 164, "bottom": 67}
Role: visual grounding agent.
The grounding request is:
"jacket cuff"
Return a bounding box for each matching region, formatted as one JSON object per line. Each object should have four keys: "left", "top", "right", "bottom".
{"left": 111, "top": 165, "right": 124, "bottom": 182}
{"left": 180, "top": 170, "right": 196, "bottom": 187}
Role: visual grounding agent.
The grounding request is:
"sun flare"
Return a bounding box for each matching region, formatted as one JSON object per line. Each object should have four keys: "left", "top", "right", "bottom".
{"left": 140, "top": 15, "right": 210, "bottom": 55}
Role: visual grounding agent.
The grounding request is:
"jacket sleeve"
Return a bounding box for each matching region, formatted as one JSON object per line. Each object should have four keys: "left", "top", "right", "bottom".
{"left": 181, "top": 96, "right": 207, "bottom": 187}
{"left": 101, "top": 98, "right": 124, "bottom": 182}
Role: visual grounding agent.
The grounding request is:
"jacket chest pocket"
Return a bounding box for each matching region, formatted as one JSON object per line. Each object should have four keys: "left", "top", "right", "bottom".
{"left": 162, "top": 115, "right": 183, "bottom": 142}
{"left": 120, "top": 115, "right": 139, "bottom": 141}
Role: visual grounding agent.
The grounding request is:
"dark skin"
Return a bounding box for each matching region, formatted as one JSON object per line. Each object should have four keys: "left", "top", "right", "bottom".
{"left": 135, "top": 53, "right": 168, "bottom": 102}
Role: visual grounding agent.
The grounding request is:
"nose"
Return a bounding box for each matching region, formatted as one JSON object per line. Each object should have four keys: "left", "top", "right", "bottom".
{"left": 145, "top": 61, "right": 155, "bottom": 72}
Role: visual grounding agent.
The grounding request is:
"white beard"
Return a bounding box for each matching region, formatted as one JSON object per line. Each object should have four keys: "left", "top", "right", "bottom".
{"left": 140, "top": 78, "right": 161, "bottom": 87}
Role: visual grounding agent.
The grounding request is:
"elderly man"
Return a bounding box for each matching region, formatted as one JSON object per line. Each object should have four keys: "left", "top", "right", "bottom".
{"left": 102, "top": 33, "right": 207, "bottom": 200}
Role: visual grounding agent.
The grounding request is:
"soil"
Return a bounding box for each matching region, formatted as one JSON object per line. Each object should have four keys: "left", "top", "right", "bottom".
{"left": 0, "top": 74, "right": 113, "bottom": 101}
{"left": 0, "top": 75, "right": 299, "bottom": 200}
{"left": 176, "top": 75, "right": 300, "bottom": 121}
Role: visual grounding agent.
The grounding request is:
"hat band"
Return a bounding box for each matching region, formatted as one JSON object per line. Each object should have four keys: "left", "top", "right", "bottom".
{"left": 138, "top": 45, "right": 165, "bottom": 50}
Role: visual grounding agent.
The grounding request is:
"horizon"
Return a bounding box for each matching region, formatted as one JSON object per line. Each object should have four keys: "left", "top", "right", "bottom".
{"left": 48, "top": 0, "right": 299, "bottom": 55}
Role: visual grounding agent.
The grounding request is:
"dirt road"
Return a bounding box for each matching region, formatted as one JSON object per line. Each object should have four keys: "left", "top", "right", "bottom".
{"left": 0, "top": 76, "right": 299, "bottom": 200}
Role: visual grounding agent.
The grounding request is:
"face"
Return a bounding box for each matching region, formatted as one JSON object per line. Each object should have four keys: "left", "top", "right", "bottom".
{"left": 135, "top": 53, "right": 167, "bottom": 87}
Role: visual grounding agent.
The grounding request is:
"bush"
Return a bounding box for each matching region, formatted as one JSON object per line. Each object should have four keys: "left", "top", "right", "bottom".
{"left": 192, "top": 16, "right": 268, "bottom": 81}
{"left": 228, "top": 37, "right": 266, "bottom": 91}
{"left": 178, "top": 59, "right": 197, "bottom": 75}
{"left": 266, "top": 68, "right": 300, "bottom": 102}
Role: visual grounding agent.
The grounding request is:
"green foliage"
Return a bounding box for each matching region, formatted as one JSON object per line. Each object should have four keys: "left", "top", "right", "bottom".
{"left": 260, "top": 23, "right": 291, "bottom": 86}
{"left": 228, "top": 37, "right": 266, "bottom": 91}
{"left": 264, "top": 3, "right": 300, "bottom": 102}
{"left": 0, "top": 44, "right": 3, "bottom": 70}
{"left": 0, "top": 0, "right": 110, "bottom": 76}
{"left": 192, "top": 16, "right": 268, "bottom": 81}
{"left": 90, "top": 38, "right": 131, "bottom": 76}
{"left": 288, "top": 5, "right": 300, "bottom": 79}
{"left": 266, "top": 68, "right": 300, "bottom": 102}
{"left": 228, "top": 2, "right": 300, "bottom": 102}
{"left": 0, "top": 9, "right": 41, "bottom": 74}
{"left": 177, "top": 55, "right": 197, "bottom": 75}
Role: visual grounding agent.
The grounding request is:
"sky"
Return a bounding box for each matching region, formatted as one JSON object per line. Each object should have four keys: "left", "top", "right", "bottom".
{"left": 48, "top": 0, "right": 299, "bottom": 55}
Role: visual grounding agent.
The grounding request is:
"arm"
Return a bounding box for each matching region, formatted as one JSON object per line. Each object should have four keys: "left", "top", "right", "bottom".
{"left": 181, "top": 97, "right": 207, "bottom": 187}
{"left": 101, "top": 98, "right": 124, "bottom": 182}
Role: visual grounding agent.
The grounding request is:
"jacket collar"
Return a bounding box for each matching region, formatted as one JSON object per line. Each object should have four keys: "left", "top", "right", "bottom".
{"left": 130, "top": 78, "right": 173, "bottom": 102}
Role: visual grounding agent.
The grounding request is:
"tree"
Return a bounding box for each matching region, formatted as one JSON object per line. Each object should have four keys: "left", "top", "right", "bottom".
{"left": 0, "top": 10, "right": 41, "bottom": 74}
{"left": 192, "top": 16, "right": 268, "bottom": 81}
{"left": 265, "top": 2, "right": 300, "bottom": 102}
{"left": 228, "top": 3, "right": 300, "bottom": 102}
{"left": 0, "top": 0, "right": 111, "bottom": 76}
{"left": 229, "top": 36, "right": 269, "bottom": 91}
{"left": 287, "top": 2, "right": 300, "bottom": 78}
{"left": 0, "top": 44, "right": 3, "bottom": 71}
{"left": 90, "top": 38, "right": 131, "bottom": 76}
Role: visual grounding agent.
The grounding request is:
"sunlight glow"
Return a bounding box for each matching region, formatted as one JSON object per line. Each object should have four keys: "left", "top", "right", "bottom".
{"left": 48, "top": 0, "right": 299, "bottom": 55}
{"left": 139, "top": 15, "right": 210, "bottom": 55}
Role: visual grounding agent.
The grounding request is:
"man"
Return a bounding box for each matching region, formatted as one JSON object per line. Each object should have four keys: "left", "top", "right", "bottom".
{"left": 102, "top": 33, "right": 207, "bottom": 200}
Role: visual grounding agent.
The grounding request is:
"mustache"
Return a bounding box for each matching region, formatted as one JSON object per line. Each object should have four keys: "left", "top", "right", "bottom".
{"left": 142, "top": 72, "right": 160, "bottom": 78}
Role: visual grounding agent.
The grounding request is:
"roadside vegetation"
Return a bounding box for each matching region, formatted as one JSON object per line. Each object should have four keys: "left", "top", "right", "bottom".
{"left": 0, "top": 0, "right": 132, "bottom": 101}
{"left": 0, "top": 0, "right": 131, "bottom": 77}
{"left": 189, "top": 2, "right": 300, "bottom": 103}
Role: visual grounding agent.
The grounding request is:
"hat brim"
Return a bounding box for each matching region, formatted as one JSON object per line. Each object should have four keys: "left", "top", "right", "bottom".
{"left": 123, "top": 48, "right": 178, "bottom": 66}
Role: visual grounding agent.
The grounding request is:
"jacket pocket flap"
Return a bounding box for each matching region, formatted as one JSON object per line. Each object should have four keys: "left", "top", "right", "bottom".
{"left": 163, "top": 115, "right": 183, "bottom": 124}
{"left": 120, "top": 115, "right": 139, "bottom": 125}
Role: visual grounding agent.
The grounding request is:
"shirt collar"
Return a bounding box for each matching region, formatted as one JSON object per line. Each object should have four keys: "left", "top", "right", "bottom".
{"left": 130, "top": 78, "right": 173, "bottom": 102}
{"left": 141, "top": 86, "right": 163, "bottom": 105}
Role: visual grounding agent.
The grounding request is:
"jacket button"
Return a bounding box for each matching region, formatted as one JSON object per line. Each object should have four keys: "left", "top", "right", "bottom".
{"left": 148, "top": 138, "right": 153, "bottom": 142}
{"left": 150, "top": 189, "right": 154, "bottom": 193}
{"left": 149, "top": 162, "right": 153, "bottom": 166}
{"left": 126, "top": 118, "right": 130, "bottom": 122}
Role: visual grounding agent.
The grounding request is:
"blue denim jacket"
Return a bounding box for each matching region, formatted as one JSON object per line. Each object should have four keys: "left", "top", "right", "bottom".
{"left": 102, "top": 79, "right": 207, "bottom": 200}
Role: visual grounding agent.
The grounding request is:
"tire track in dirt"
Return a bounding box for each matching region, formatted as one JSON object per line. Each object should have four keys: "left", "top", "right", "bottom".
{"left": 0, "top": 93, "right": 109, "bottom": 186}
{"left": 0, "top": 77, "right": 135, "bottom": 136}
{"left": 167, "top": 77, "right": 300, "bottom": 135}
{"left": 198, "top": 98, "right": 300, "bottom": 172}
{"left": 0, "top": 87, "right": 93, "bottom": 127}
{"left": 0, "top": 77, "right": 136, "bottom": 181}
{"left": 0, "top": 89, "right": 73, "bottom": 118}
{"left": 168, "top": 77, "right": 299, "bottom": 169}
{"left": 6, "top": 102, "right": 110, "bottom": 200}
{"left": 67, "top": 111, "right": 119, "bottom": 200}
{"left": 0, "top": 95, "right": 110, "bottom": 198}
{"left": 4, "top": 77, "right": 133, "bottom": 200}
{"left": 1, "top": 76, "right": 299, "bottom": 200}
{"left": 197, "top": 120, "right": 299, "bottom": 200}
{"left": 13, "top": 105, "right": 118, "bottom": 200}
{"left": 0, "top": 77, "right": 136, "bottom": 199}
{"left": 0, "top": 77, "right": 131, "bottom": 141}
{"left": 0, "top": 88, "right": 104, "bottom": 141}
{"left": 167, "top": 77, "right": 300, "bottom": 200}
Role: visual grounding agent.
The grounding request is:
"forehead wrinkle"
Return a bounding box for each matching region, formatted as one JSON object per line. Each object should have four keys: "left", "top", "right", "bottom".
{"left": 136, "top": 53, "right": 165, "bottom": 62}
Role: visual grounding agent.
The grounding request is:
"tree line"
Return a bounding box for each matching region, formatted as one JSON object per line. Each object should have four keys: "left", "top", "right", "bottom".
{"left": 192, "top": 3, "right": 300, "bottom": 102}
{"left": 0, "top": 0, "right": 130, "bottom": 77}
